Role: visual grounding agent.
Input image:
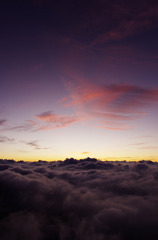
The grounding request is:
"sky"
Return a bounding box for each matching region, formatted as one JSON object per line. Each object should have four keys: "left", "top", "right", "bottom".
{"left": 0, "top": 0, "right": 158, "bottom": 161}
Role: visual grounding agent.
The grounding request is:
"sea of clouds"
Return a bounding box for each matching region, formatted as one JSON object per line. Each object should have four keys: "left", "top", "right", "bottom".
{"left": 1, "top": 158, "right": 158, "bottom": 240}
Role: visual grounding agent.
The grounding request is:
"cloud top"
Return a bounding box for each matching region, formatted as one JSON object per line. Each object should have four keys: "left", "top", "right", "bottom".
{"left": 1, "top": 158, "right": 158, "bottom": 239}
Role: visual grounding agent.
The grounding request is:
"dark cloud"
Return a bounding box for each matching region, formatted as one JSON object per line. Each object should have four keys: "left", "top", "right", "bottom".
{"left": 5, "top": 120, "right": 38, "bottom": 132}
{"left": 25, "top": 140, "right": 49, "bottom": 150}
{"left": 0, "top": 119, "right": 7, "bottom": 126}
{"left": 92, "top": 2, "right": 158, "bottom": 45}
{"left": 32, "top": 0, "right": 158, "bottom": 46}
{"left": 1, "top": 159, "right": 158, "bottom": 239}
{"left": 0, "top": 136, "right": 14, "bottom": 143}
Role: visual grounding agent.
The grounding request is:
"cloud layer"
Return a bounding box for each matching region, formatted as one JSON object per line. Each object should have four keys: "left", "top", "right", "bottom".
{"left": 1, "top": 158, "right": 158, "bottom": 239}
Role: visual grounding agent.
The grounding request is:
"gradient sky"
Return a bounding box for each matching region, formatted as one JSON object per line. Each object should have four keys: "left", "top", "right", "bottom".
{"left": 1, "top": 0, "right": 158, "bottom": 161}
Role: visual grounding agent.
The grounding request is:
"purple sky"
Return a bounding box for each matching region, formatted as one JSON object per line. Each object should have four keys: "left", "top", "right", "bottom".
{"left": 0, "top": 0, "right": 158, "bottom": 161}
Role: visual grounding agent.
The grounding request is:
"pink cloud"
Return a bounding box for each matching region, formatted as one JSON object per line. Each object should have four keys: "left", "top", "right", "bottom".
{"left": 97, "top": 120, "right": 134, "bottom": 131}
{"left": 138, "top": 146, "right": 158, "bottom": 150}
{"left": 2, "top": 111, "right": 79, "bottom": 133}
{"left": 92, "top": 5, "right": 158, "bottom": 45}
{"left": 61, "top": 79, "right": 158, "bottom": 130}
{"left": 129, "top": 142, "right": 145, "bottom": 146}
{"left": 89, "top": 112, "right": 143, "bottom": 121}
{"left": 62, "top": 81, "right": 122, "bottom": 108}
{"left": 36, "top": 111, "right": 79, "bottom": 130}
{"left": 63, "top": 80, "right": 158, "bottom": 112}
{"left": 101, "top": 126, "right": 132, "bottom": 131}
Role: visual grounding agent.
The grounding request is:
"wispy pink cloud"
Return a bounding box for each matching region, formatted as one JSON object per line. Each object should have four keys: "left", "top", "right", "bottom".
{"left": 62, "top": 80, "right": 121, "bottom": 108}
{"left": 93, "top": 19, "right": 150, "bottom": 45}
{"left": 129, "top": 142, "right": 145, "bottom": 146}
{"left": 97, "top": 121, "right": 134, "bottom": 131}
{"left": 101, "top": 126, "right": 132, "bottom": 131}
{"left": 63, "top": 80, "right": 158, "bottom": 112}
{"left": 135, "top": 135, "right": 153, "bottom": 139}
{"left": 2, "top": 111, "right": 79, "bottom": 133}
{"left": 92, "top": 5, "right": 158, "bottom": 45}
{"left": 89, "top": 112, "right": 142, "bottom": 121}
{"left": 36, "top": 111, "right": 79, "bottom": 130}
{"left": 138, "top": 146, "right": 158, "bottom": 150}
{"left": 61, "top": 79, "right": 158, "bottom": 130}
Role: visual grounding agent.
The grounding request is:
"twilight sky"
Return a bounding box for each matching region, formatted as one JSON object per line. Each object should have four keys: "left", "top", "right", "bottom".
{"left": 0, "top": 0, "right": 158, "bottom": 161}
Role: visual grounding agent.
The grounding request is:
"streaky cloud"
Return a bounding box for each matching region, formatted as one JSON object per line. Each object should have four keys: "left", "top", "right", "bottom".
{"left": 4, "top": 120, "right": 38, "bottom": 132}
{"left": 36, "top": 111, "right": 79, "bottom": 129}
{"left": 0, "top": 136, "right": 15, "bottom": 143}
{"left": 92, "top": 4, "right": 158, "bottom": 45}
{"left": 24, "top": 140, "right": 49, "bottom": 150}
{"left": 62, "top": 79, "right": 158, "bottom": 130}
